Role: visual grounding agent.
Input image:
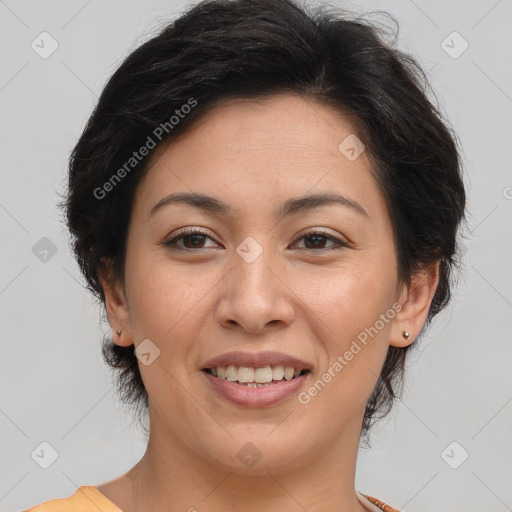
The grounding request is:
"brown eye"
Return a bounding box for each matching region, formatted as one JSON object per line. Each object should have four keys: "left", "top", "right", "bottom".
{"left": 162, "top": 229, "right": 218, "bottom": 250}
{"left": 293, "top": 230, "right": 348, "bottom": 251}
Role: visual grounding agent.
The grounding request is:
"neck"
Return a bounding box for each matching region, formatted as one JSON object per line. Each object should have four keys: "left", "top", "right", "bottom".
{"left": 127, "top": 410, "right": 367, "bottom": 512}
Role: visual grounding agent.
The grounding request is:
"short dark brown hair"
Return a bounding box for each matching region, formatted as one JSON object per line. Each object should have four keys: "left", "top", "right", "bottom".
{"left": 63, "top": 0, "right": 466, "bottom": 440}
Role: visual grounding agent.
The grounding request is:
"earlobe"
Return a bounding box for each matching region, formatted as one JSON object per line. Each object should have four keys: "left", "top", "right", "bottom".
{"left": 99, "top": 270, "right": 133, "bottom": 347}
{"left": 389, "top": 262, "right": 440, "bottom": 348}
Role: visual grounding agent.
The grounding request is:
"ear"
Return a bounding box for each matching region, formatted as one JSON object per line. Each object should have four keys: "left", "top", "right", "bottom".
{"left": 389, "top": 261, "right": 440, "bottom": 348}
{"left": 99, "top": 266, "right": 133, "bottom": 347}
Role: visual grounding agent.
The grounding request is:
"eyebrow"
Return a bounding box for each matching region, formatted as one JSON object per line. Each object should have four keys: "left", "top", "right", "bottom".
{"left": 149, "top": 192, "right": 369, "bottom": 220}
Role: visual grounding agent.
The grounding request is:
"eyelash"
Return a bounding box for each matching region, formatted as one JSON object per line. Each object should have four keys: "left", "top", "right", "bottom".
{"left": 161, "top": 228, "right": 349, "bottom": 252}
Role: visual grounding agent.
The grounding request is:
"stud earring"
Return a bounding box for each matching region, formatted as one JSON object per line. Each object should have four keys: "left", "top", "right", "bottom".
{"left": 402, "top": 331, "right": 410, "bottom": 339}
{"left": 116, "top": 329, "right": 122, "bottom": 336}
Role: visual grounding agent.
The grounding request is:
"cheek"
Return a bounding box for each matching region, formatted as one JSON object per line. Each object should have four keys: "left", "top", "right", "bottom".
{"left": 303, "top": 254, "right": 397, "bottom": 339}
{"left": 303, "top": 255, "right": 397, "bottom": 393}
{"left": 123, "top": 255, "right": 213, "bottom": 408}
{"left": 294, "top": 283, "right": 396, "bottom": 435}
{"left": 125, "top": 244, "right": 213, "bottom": 338}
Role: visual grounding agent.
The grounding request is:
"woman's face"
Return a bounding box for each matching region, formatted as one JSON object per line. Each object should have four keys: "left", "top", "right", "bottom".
{"left": 113, "top": 94, "right": 406, "bottom": 474}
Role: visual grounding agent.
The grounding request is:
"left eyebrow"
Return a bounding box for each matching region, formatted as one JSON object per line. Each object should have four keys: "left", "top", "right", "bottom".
{"left": 148, "top": 191, "right": 369, "bottom": 220}
{"left": 278, "top": 192, "right": 369, "bottom": 219}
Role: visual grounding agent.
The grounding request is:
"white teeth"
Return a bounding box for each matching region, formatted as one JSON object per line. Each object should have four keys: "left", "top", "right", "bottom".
{"left": 209, "top": 364, "right": 303, "bottom": 383}
{"left": 272, "top": 365, "right": 285, "bottom": 380}
{"left": 225, "top": 364, "right": 237, "bottom": 381}
{"left": 237, "top": 367, "right": 255, "bottom": 383}
{"left": 255, "top": 366, "right": 273, "bottom": 383}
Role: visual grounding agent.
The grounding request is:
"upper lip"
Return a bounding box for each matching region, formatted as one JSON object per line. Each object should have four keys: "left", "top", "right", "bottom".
{"left": 201, "top": 351, "right": 312, "bottom": 372}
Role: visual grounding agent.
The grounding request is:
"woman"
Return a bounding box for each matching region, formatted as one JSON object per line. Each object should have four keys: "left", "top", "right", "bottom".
{"left": 24, "top": 0, "right": 465, "bottom": 510}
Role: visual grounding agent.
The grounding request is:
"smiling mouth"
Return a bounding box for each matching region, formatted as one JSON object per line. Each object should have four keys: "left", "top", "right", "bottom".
{"left": 203, "top": 366, "right": 310, "bottom": 387}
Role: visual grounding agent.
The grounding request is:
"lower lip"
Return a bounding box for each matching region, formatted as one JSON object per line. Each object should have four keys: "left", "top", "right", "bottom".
{"left": 202, "top": 371, "right": 309, "bottom": 407}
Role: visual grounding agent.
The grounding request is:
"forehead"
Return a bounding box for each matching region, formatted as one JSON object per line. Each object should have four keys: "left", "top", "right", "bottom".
{"left": 134, "top": 94, "right": 387, "bottom": 224}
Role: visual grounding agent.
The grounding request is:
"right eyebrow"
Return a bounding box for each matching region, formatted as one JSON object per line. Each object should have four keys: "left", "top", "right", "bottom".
{"left": 149, "top": 192, "right": 230, "bottom": 219}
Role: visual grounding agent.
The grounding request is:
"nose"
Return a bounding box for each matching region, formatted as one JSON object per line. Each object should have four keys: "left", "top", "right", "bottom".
{"left": 215, "top": 246, "right": 296, "bottom": 335}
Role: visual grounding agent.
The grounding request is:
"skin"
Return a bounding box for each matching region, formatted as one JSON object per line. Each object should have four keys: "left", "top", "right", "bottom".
{"left": 98, "top": 94, "right": 439, "bottom": 512}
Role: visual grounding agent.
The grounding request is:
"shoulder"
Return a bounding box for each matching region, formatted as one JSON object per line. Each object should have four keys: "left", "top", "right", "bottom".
{"left": 23, "top": 486, "right": 122, "bottom": 512}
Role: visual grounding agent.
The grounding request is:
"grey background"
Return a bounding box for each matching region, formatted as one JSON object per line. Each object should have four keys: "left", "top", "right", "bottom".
{"left": 0, "top": 1, "right": 511, "bottom": 511}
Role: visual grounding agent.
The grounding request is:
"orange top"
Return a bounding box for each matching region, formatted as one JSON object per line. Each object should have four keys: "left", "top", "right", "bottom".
{"left": 23, "top": 486, "right": 122, "bottom": 512}
{"left": 23, "top": 486, "right": 400, "bottom": 512}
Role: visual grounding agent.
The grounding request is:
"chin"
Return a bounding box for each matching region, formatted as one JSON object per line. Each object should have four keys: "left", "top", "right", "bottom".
{"left": 196, "top": 430, "right": 317, "bottom": 476}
